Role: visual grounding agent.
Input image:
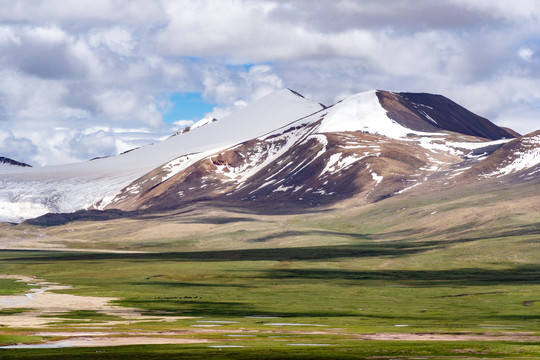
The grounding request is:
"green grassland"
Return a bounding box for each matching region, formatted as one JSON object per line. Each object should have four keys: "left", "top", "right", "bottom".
{"left": 3, "top": 341, "right": 540, "bottom": 360}
{"left": 0, "top": 180, "right": 539, "bottom": 358}
{"left": 0, "top": 279, "right": 32, "bottom": 296}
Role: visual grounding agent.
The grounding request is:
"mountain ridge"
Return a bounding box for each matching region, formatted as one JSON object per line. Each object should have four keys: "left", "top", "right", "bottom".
{"left": 1, "top": 88, "right": 536, "bottom": 223}
{"left": 104, "top": 89, "right": 531, "bottom": 214}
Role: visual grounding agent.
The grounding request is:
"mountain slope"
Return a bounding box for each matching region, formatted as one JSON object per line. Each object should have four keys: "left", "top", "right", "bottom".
{"left": 1, "top": 88, "right": 532, "bottom": 223}
{"left": 106, "top": 90, "right": 519, "bottom": 213}
{"left": 0, "top": 90, "right": 324, "bottom": 223}
{"left": 458, "top": 130, "right": 540, "bottom": 183}
{"left": 377, "top": 91, "right": 516, "bottom": 140}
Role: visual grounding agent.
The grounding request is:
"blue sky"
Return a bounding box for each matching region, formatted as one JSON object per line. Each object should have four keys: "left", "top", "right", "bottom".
{"left": 0, "top": 0, "right": 539, "bottom": 166}
{"left": 162, "top": 92, "right": 216, "bottom": 124}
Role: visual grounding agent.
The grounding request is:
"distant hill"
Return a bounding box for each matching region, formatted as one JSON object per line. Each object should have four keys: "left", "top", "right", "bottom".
{"left": 0, "top": 157, "right": 32, "bottom": 168}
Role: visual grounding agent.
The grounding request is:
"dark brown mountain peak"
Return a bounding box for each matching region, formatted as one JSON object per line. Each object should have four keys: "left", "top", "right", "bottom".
{"left": 376, "top": 90, "right": 516, "bottom": 140}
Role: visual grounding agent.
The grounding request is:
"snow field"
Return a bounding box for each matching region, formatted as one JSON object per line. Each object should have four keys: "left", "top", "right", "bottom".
{"left": 0, "top": 88, "right": 521, "bottom": 222}
{"left": 0, "top": 90, "right": 324, "bottom": 222}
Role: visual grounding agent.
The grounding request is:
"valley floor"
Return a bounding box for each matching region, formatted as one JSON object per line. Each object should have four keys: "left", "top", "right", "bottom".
{"left": 0, "top": 181, "right": 539, "bottom": 359}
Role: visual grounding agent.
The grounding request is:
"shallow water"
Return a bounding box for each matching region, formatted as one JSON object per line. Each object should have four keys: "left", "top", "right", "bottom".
{"left": 1, "top": 340, "right": 76, "bottom": 349}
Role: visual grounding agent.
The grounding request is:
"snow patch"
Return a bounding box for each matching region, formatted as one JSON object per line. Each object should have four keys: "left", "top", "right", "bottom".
{"left": 224, "top": 128, "right": 312, "bottom": 191}
{"left": 371, "top": 172, "right": 383, "bottom": 184}
{"left": 449, "top": 139, "right": 510, "bottom": 150}
{"left": 273, "top": 185, "right": 294, "bottom": 192}
{"left": 0, "top": 201, "right": 50, "bottom": 223}
{"left": 320, "top": 153, "right": 365, "bottom": 177}
{"left": 417, "top": 109, "right": 438, "bottom": 125}
{"left": 485, "top": 135, "right": 540, "bottom": 177}
{"left": 190, "top": 116, "right": 216, "bottom": 130}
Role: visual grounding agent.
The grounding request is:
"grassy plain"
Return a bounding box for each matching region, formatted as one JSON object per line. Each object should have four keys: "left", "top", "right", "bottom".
{"left": 0, "top": 279, "right": 32, "bottom": 296}
{"left": 0, "top": 180, "right": 539, "bottom": 358}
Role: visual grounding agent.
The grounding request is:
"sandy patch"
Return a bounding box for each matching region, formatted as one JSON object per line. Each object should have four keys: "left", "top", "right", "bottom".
{"left": 0, "top": 274, "right": 191, "bottom": 327}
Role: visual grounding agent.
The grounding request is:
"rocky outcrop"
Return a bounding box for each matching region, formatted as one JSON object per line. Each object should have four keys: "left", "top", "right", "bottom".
{"left": 0, "top": 157, "right": 32, "bottom": 167}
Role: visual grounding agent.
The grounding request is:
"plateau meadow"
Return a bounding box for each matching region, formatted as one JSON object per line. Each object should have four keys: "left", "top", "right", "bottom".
{"left": 0, "top": 178, "right": 539, "bottom": 359}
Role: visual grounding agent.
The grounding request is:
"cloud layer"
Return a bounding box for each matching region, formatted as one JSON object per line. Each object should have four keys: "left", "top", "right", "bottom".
{"left": 0, "top": 0, "right": 539, "bottom": 165}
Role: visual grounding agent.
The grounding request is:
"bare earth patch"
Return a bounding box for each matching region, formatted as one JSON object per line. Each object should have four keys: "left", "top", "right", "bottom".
{"left": 0, "top": 274, "right": 192, "bottom": 327}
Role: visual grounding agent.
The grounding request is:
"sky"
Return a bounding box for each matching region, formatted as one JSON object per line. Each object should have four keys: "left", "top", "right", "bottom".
{"left": 1, "top": 0, "right": 539, "bottom": 166}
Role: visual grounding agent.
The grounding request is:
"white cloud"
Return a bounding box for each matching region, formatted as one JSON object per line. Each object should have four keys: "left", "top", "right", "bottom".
{"left": 0, "top": 0, "right": 166, "bottom": 24}
{"left": 0, "top": 26, "right": 21, "bottom": 45}
{"left": 0, "top": 130, "right": 37, "bottom": 164}
{"left": 89, "top": 27, "right": 136, "bottom": 57}
{"left": 0, "top": 0, "right": 539, "bottom": 166}
{"left": 518, "top": 47, "right": 534, "bottom": 62}
{"left": 202, "top": 64, "right": 284, "bottom": 120}
{"left": 69, "top": 130, "right": 117, "bottom": 160}
{"left": 242, "top": 65, "right": 284, "bottom": 100}
{"left": 138, "top": 101, "right": 163, "bottom": 128}
{"left": 26, "top": 25, "right": 69, "bottom": 44}
{"left": 69, "top": 39, "right": 104, "bottom": 76}
{"left": 172, "top": 120, "right": 194, "bottom": 128}
{"left": 94, "top": 90, "right": 138, "bottom": 119}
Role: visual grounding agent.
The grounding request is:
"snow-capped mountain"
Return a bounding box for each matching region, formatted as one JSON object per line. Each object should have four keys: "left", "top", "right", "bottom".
{"left": 0, "top": 88, "right": 536, "bottom": 223}
{"left": 376, "top": 91, "right": 516, "bottom": 140}
{"left": 104, "top": 90, "right": 525, "bottom": 213}
{"left": 0, "top": 90, "right": 323, "bottom": 222}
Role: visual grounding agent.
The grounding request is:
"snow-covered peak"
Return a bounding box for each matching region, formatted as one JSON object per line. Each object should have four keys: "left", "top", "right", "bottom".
{"left": 1, "top": 87, "right": 529, "bottom": 224}
{"left": 0, "top": 89, "right": 325, "bottom": 222}
{"left": 317, "top": 90, "right": 414, "bottom": 138}
{"left": 190, "top": 116, "right": 217, "bottom": 130}
{"left": 1, "top": 89, "right": 323, "bottom": 179}
{"left": 172, "top": 116, "right": 217, "bottom": 136}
